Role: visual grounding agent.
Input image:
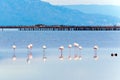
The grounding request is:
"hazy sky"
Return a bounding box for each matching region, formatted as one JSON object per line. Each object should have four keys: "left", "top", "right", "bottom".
{"left": 41, "top": 0, "right": 120, "bottom": 5}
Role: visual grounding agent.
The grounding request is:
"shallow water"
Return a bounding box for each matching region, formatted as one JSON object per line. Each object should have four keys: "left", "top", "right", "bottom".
{"left": 0, "top": 48, "right": 120, "bottom": 80}
{"left": 0, "top": 31, "right": 120, "bottom": 48}
{"left": 0, "top": 31, "right": 120, "bottom": 80}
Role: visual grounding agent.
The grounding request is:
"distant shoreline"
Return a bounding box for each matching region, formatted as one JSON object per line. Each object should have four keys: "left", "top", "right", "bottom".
{"left": 0, "top": 24, "right": 120, "bottom": 31}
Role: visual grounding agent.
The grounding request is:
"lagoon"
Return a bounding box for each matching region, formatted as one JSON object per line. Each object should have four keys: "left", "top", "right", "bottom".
{"left": 0, "top": 31, "right": 120, "bottom": 80}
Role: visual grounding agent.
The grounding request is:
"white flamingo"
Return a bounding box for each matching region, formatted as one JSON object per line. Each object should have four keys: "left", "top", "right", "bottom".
{"left": 68, "top": 44, "right": 72, "bottom": 60}
{"left": 42, "top": 45, "right": 47, "bottom": 62}
{"left": 12, "top": 44, "right": 17, "bottom": 61}
{"left": 93, "top": 45, "right": 99, "bottom": 60}
{"left": 59, "top": 46, "right": 64, "bottom": 60}
{"left": 27, "top": 44, "right": 33, "bottom": 59}
{"left": 26, "top": 44, "right": 33, "bottom": 64}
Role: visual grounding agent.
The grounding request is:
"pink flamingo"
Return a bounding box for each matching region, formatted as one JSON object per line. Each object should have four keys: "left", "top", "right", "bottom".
{"left": 59, "top": 46, "right": 64, "bottom": 60}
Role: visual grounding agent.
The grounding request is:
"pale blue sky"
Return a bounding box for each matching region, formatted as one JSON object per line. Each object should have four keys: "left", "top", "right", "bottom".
{"left": 41, "top": 0, "right": 120, "bottom": 5}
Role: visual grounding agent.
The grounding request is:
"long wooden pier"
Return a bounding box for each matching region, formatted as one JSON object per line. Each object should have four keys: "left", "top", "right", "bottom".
{"left": 0, "top": 25, "right": 120, "bottom": 31}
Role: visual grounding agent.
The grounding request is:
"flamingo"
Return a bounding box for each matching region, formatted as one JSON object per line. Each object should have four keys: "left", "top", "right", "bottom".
{"left": 27, "top": 44, "right": 33, "bottom": 59}
{"left": 42, "top": 45, "right": 47, "bottom": 62}
{"left": 12, "top": 44, "right": 17, "bottom": 61}
{"left": 93, "top": 45, "right": 99, "bottom": 60}
{"left": 68, "top": 44, "right": 72, "bottom": 60}
{"left": 26, "top": 44, "right": 33, "bottom": 64}
{"left": 59, "top": 46, "right": 64, "bottom": 60}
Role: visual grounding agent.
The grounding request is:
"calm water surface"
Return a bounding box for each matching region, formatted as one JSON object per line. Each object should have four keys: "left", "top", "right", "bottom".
{"left": 0, "top": 31, "right": 120, "bottom": 80}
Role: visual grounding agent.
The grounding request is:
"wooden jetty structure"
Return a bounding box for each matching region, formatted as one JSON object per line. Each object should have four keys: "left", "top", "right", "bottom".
{"left": 0, "top": 24, "right": 120, "bottom": 31}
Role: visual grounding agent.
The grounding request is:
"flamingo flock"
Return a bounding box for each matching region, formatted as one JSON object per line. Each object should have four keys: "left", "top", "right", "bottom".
{"left": 58, "top": 43, "right": 99, "bottom": 61}
{"left": 11, "top": 42, "right": 99, "bottom": 64}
